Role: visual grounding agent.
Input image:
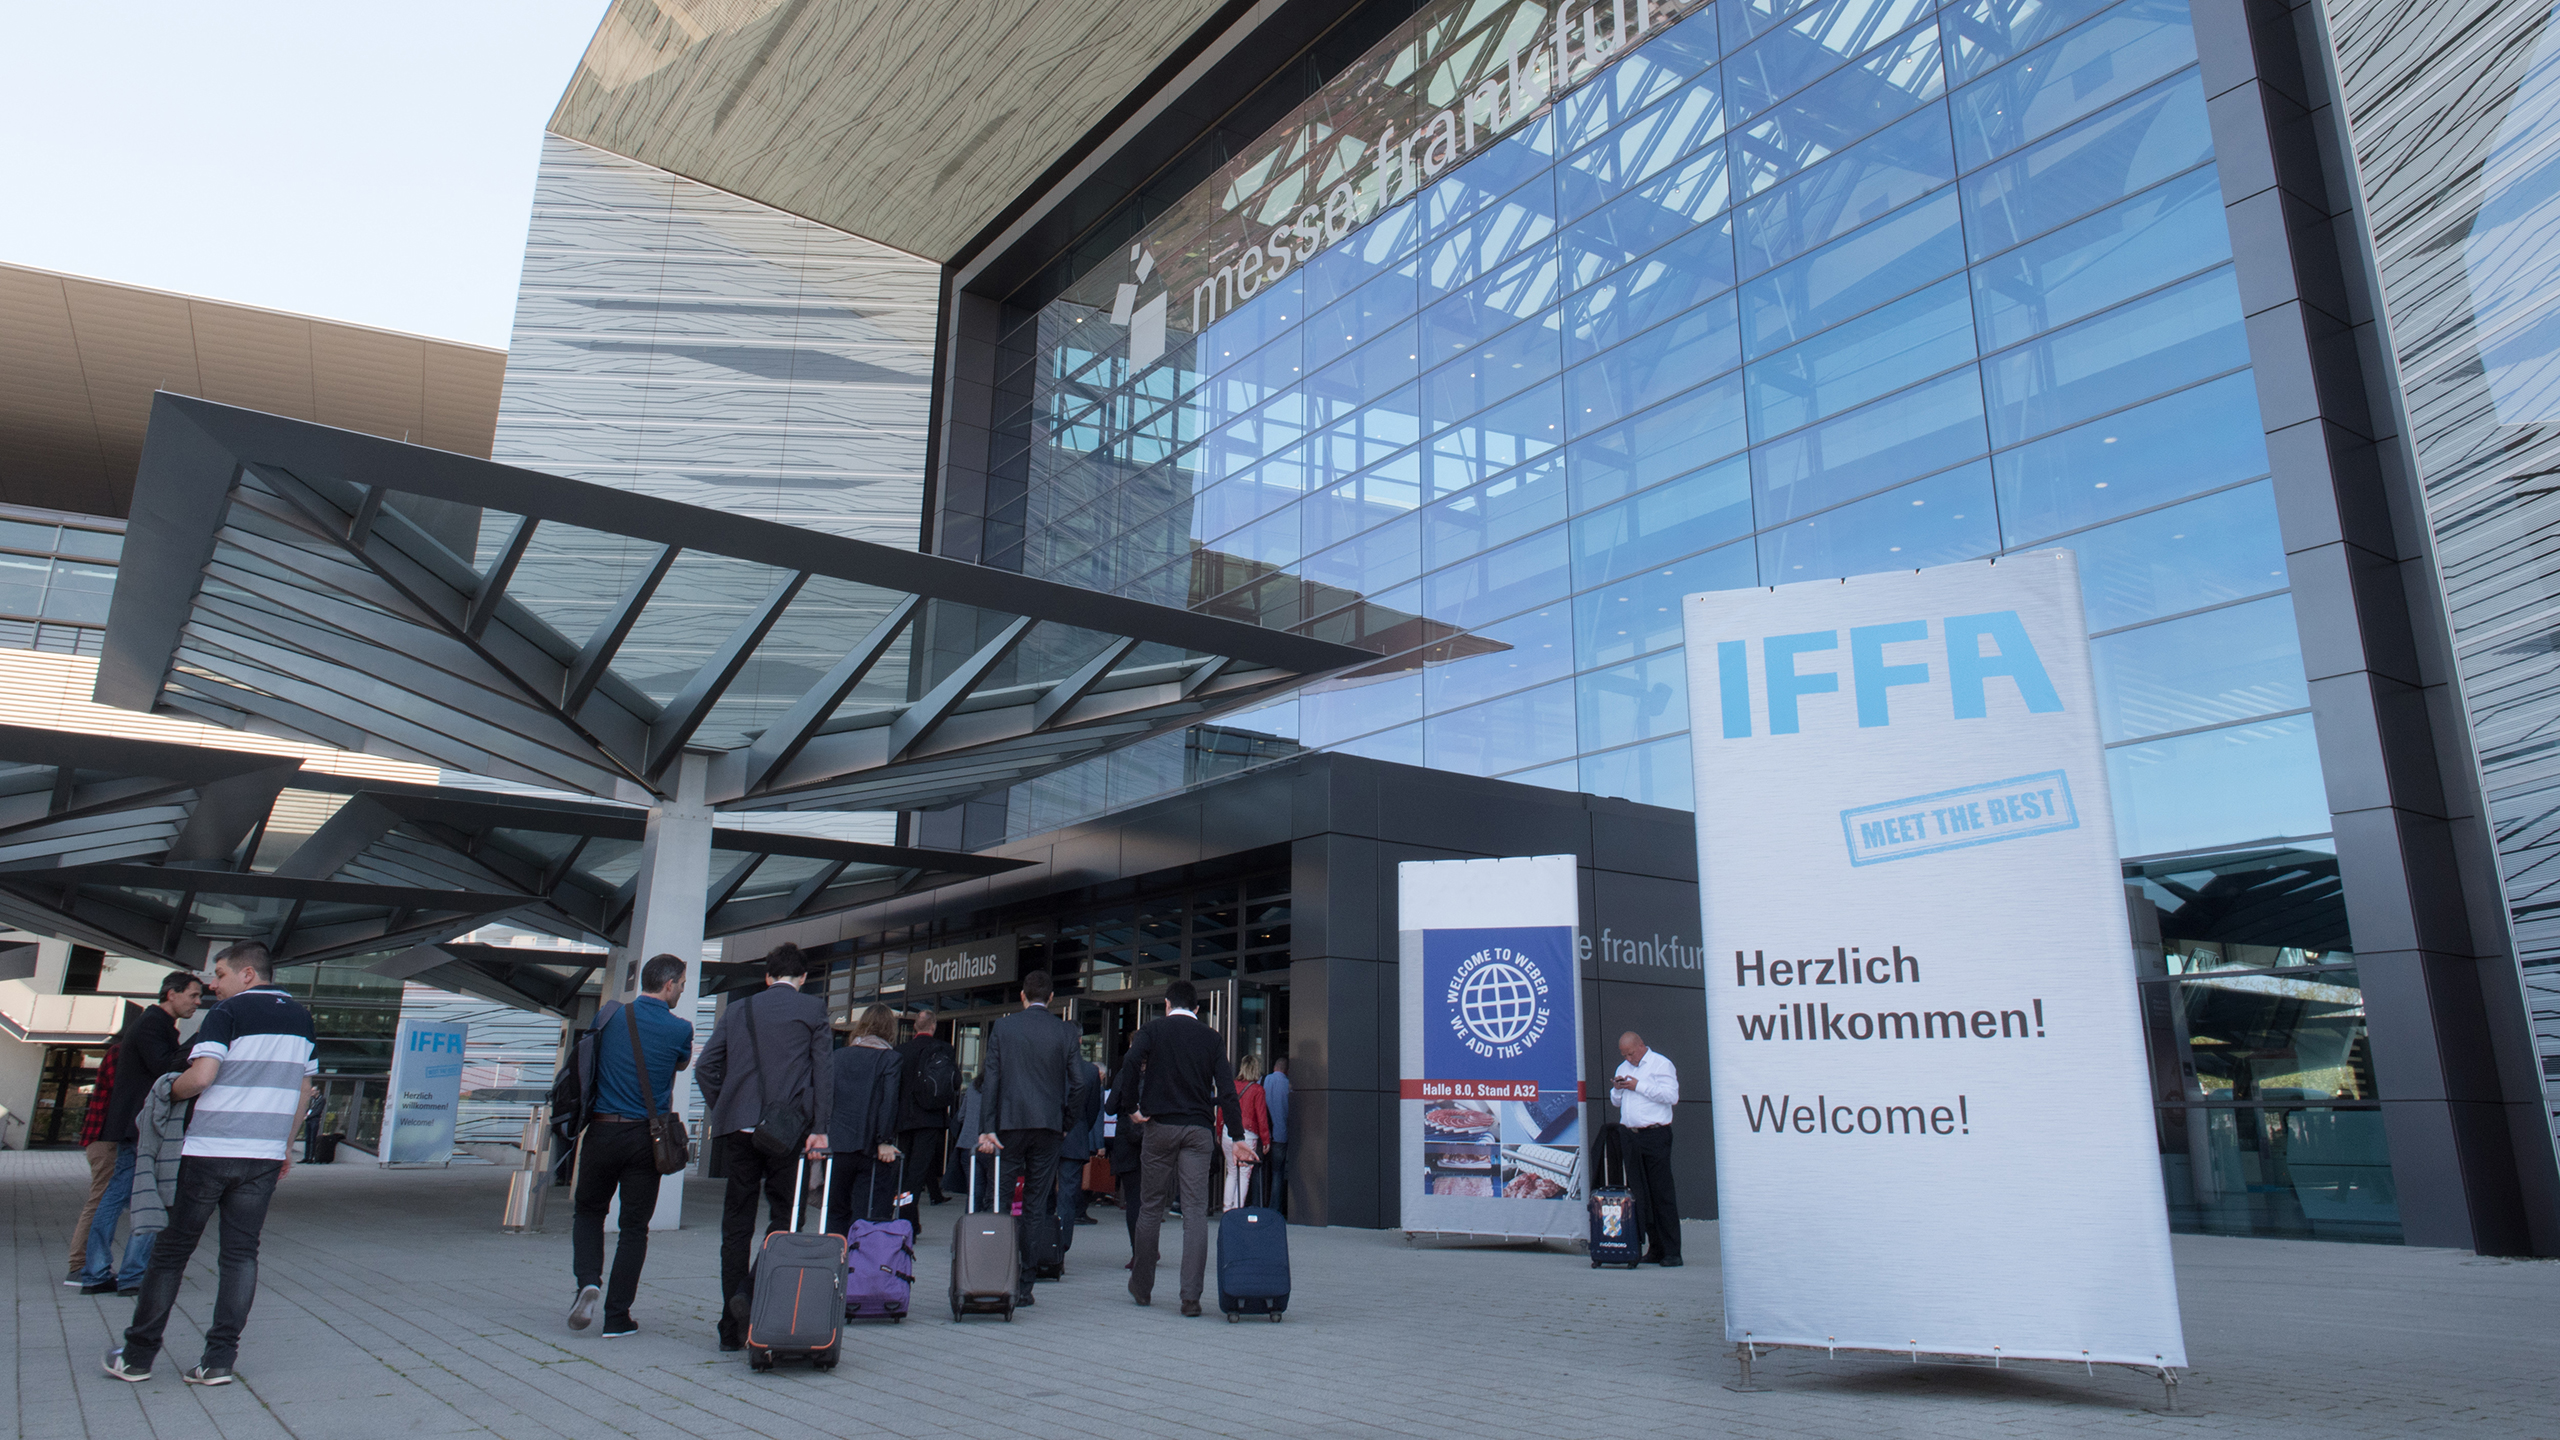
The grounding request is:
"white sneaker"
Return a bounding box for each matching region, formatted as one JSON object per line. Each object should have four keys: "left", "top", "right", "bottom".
{"left": 568, "top": 1284, "right": 601, "bottom": 1331}
{"left": 101, "top": 1348, "right": 151, "bottom": 1383}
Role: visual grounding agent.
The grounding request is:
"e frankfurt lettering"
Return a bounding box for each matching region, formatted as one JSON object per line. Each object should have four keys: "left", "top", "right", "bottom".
{"left": 1739, "top": 1093, "right": 1970, "bottom": 1136}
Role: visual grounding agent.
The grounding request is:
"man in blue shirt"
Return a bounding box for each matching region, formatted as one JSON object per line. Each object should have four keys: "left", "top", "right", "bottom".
{"left": 567, "top": 953, "right": 693, "bottom": 1338}
{"left": 1264, "top": 1055, "right": 1291, "bottom": 1217}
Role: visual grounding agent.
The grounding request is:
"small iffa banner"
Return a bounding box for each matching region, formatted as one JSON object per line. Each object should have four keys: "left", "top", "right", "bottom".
{"left": 1397, "top": 855, "right": 1586, "bottom": 1239}
{"left": 1682, "top": 552, "right": 2186, "bottom": 1369}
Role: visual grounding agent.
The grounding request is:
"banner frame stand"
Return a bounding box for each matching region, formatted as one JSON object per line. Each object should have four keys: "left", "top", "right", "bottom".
{"left": 1722, "top": 1341, "right": 2186, "bottom": 1413}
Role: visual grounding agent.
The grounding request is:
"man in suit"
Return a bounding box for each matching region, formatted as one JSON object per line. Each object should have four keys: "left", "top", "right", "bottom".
{"left": 1113, "top": 979, "right": 1251, "bottom": 1316}
{"left": 694, "top": 943, "right": 833, "bottom": 1351}
{"left": 972, "top": 969, "right": 1085, "bottom": 1308}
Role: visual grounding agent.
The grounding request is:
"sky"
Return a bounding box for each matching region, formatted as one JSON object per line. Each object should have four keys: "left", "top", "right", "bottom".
{"left": 0, "top": 2, "right": 612, "bottom": 349}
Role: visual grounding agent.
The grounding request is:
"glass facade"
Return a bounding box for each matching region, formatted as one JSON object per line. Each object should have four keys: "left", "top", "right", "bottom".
{"left": 0, "top": 503, "right": 122, "bottom": 657}
{"left": 986, "top": 0, "right": 2392, "bottom": 1238}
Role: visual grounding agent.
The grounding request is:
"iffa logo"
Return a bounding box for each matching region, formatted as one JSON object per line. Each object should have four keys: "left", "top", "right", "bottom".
{"left": 1709, "top": 610, "right": 2063, "bottom": 739}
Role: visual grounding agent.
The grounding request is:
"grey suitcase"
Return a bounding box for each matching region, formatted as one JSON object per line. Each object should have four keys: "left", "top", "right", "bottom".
{"left": 949, "top": 1151, "right": 1017, "bottom": 1321}
{"left": 746, "top": 1154, "right": 844, "bottom": 1370}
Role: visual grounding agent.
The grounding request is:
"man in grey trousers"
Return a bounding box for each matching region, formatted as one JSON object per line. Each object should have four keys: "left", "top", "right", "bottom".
{"left": 1112, "top": 979, "right": 1251, "bottom": 1317}
{"left": 694, "top": 943, "right": 832, "bottom": 1351}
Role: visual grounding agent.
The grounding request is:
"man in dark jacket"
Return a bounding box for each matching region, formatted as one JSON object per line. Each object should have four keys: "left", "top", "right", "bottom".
{"left": 76, "top": 972, "right": 202, "bottom": 1294}
{"left": 1054, "top": 1059, "right": 1104, "bottom": 1251}
{"left": 893, "top": 1008, "right": 958, "bottom": 1216}
{"left": 972, "top": 970, "right": 1086, "bottom": 1306}
{"left": 1113, "top": 979, "right": 1250, "bottom": 1316}
{"left": 694, "top": 943, "right": 833, "bottom": 1351}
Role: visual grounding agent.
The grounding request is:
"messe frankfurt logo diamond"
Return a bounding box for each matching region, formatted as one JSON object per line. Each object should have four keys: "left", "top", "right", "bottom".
{"left": 1448, "top": 946, "right": 1551, "bottom": 1059}
{"left": 1110, "top": 244, "right": 1168, "bottom": 371}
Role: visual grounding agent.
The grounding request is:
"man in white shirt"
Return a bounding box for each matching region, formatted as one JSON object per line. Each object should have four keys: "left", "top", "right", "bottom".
{"left": 1608, "top": 1031, "right": 1682, "bottom": 1267}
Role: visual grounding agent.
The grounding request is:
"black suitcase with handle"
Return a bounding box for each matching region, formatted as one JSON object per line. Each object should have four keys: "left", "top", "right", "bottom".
{"left": 746, "top": 1153, "right": 845, "bottom": 1370}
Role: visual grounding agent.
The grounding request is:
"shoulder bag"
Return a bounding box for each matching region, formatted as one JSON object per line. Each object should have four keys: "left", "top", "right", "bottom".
{"left": 625, "top": 1004, "right": 691, "bottom": 1175}
{"left": 739, "top": 992, "right": 812, "bottom": 1158}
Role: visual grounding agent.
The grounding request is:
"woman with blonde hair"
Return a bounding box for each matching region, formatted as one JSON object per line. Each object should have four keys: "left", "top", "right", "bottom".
{"left": 1226, "top": 1056, "right": 1273, "bottom": 1210}
{"left": 823, "top": 1005, "right": 903, "bottom": 1234}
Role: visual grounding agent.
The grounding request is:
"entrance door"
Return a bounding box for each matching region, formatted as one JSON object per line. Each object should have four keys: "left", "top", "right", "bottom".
{"left": 1070, "top": 980, "right": 1235, "bottom": 1081}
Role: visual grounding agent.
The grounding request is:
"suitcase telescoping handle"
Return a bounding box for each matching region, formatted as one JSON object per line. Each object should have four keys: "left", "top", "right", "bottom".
{"left": 790, "top": 1149, "right": 835, "bottom": 1233}
{"left": 967, "top": 1145, "right": 982, "bottom": 1216}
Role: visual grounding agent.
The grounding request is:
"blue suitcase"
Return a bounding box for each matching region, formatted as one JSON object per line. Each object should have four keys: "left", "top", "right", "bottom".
{"left": 1589, "top": 1124, "right": 1644, "bottom": 1269}
{"left": 1216, "top": 1162, "right": 1289, "bottom": 1321}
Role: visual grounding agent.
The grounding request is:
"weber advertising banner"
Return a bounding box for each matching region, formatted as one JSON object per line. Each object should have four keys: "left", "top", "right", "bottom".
{"left": 1682, "top": 552, "right": 2184, "bottom": 1367}
{"left": 382, "top": 1018, "right": 468, "bottom": 1166}
{"left": 1398, "top": 855, "right": 1586, "bottom": 1238}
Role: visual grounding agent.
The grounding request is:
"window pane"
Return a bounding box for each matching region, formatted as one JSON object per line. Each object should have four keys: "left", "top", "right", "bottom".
{"left": 1735, "top": 24, "right": 1947, "bottom": 197}
{"left": 1569, "top": 376, "right": 1749, "bottom": 511}
{"left": 1422, "top": 241, "right": 1562, "bottom": 357}
{"left": 1425, "top": 679, "right": 1578, "bottom": 776}
{"left": 1944, "top": 0, "right": 2119, "bottom": 83}
{"left": 1578, "top": 646, "right": 1691, "bottom": 751}
{"left": 1301, "top": 510, "right": 1420, "bottom": 597}
{"left": 1971, "top": 167, "right": 2231, "bottom": 350}
{"left": 1421, "top": 454, "right": 1571, "bottom": 569}
{"left": 1420, "top": 310, "right": 1563, "bottom": 432}
{"left": 2029, "top": 480, "right": 2289, "bottom": 632}
{"left": 1747, "top": 275, "right": 1978, "bottom": 436}
{"left": 2108, "top": 714, "right": 2331, "bottom": 858}
{"left": 1302, "top": 198, "right": 1425, "bottom": 310}
{"left": 1572, "top": 455, "right": 1755, "bottom": 587}
{"left": 1425, "top": 525, "right": 1572, "bottom": 630}
{"left": 2093, "top": 595, "right": 2307, "bottom": 743}
{"left": 1982, "top": 266, "right": 2248, "bottom": 447}
{"left": 1559, "top": 70, "right": 1728, "bottom": 220}
{"left": 1742, "top": 187, "right": 1965, "bottom": 358}
{"left": 1568, "top": 294, "right": 1743, "bottom": 437}
{"left": 1752, "top": 367, "right": 1989, "bottom": 522}
{"left": 1560, "top": 9, "right": 1724, "bottom": 151}
{"left": 0, "top": 520, "right": 56, "bottom": 552}
{"left": 1563, "top": 217, "right": 1739, "bottom": 361}
{"left": 1962, "top": 70, "right": 2211, "bottom": 258}
{"left": 1757, "top": 461, "right": 1999, "bottom": 581}
{"left": 1307, "top": 256, "right": 1422, "bottom": 371}
{"left": 1728, "top": 0, "right": 1936, "bottom": 121}
{"left": 1307, "top": 318, "right": 1419, "bottom": 423}
{"left": 1573, "top": 538, "right": 1758, "bottom": 667}
{"left": 1564, "top": 145, "right": 1734, "bottom": 294}
{"left": 1424, "top": 114, "right": 1558, "bottom": 241}
{"left": 1426, "top": 378, "right": 1564, "bottom": 496}
{"left": 54, "top": 529, "right": 122, "bottom": 561}
{"left": 1426, "top": 604, "right": 1574, "bottom": 714}
{"left": 1995, "top": 371, "right": 2270, "bottom": 542}
{"left": 1424, "top": 176, "right": 1561, "bottom": 301}
{"left": 40, "top": 560, "right": 116, "bottom": 624}
{"left": 1950, "top": 0, "right": 2198, "bottom": 168}
{"left": 1736, "top": 107, "right": 1958, "bottom": 276}
{"left": 1581, "top": 732, "right": 1697, "bottom": 808}
{"left": 0, "top": 552, "right": 46, "bottom": 616}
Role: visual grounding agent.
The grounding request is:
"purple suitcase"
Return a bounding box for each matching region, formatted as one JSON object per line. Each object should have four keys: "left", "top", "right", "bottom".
{"left": 845, "top": 1165, "right": 915, "bottom": 1320}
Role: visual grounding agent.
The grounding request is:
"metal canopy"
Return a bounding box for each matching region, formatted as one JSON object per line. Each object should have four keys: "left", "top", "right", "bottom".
{"left": 104, "top": 396, "right": 1369, "bottom": 813}
{"left": 0, "top": 725, "right": 1029, "bottom": 973}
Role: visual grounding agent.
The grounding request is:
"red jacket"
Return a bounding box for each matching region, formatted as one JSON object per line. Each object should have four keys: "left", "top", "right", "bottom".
{"left": 1239, "top": 1081, "right": 1272, "bottom": 1147}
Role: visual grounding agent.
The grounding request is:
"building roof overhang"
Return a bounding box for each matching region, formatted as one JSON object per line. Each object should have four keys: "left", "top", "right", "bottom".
{"left": 99, "top": 395, "right": 1370, "bottom": 815}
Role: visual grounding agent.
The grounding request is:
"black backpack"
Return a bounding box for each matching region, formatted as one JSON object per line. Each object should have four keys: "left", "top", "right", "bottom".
{"left": 910, "top": 1043, "right": 960, "bottom": 1115}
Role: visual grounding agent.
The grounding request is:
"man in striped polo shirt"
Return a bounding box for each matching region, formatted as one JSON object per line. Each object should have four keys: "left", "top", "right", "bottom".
{"left": 105, "top": 942, "right": 316, "bottom": 1387}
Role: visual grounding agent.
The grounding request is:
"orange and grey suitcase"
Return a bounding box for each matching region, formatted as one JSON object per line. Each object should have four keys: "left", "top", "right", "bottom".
{"left": 746, "top": 1154, "right": 845, "bottom": 1370}
{"left": 950, "top": 1151, "right": 1018, "bottom": 1321}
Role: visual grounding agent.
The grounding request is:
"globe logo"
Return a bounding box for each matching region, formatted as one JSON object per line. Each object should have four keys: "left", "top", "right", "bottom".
{"left": 1459, "top": 960, "right": 1542, "bottom": 1047}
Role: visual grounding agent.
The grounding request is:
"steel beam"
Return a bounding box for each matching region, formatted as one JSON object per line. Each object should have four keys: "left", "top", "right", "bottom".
{"left": 646, "top": 570, "right": 811, "bottom": 775}
{"left": 739, "top": 595, "right": 918, "bottom": 793}
{"left": 888, "top": 616, "right": 1035, "bottom": 761}
{"left": 563, "top": 544, "right": 678, "bottom": 716}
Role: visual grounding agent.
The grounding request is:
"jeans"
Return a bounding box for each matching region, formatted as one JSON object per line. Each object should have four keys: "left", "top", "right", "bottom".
{"left": 1131, "top": 1123, "right": 1214, "bottom": 1304}
{"left": 996, "top": 1128, "right": 1061, "bottom": 1297}
{"left": 1266, "top": 1140, "right": 1289, "bottom": 1216}
{"left": 823, "top": 1151, "right": 891, "bottom": 1234}
{"left": 571, "top": 1122, "right": 663, "bottom": 1327}
{"left": 122, "top": 1156, "right": 281, "bottom": 1371}
{"left": 1625, "top": 1123, "right": 1681, "bottom": 1260}
{"left": 897, "top": 1127, "right": 945, "bottom": 1223}
{"left": 716, "top": 1132, "right": 795, "bottom": 1338}
{"left": 71, "top": 1140, "right": 117, "bottom": 1274}
{"left": 81, "top": 1142, "right": 157, "bottom": 1287}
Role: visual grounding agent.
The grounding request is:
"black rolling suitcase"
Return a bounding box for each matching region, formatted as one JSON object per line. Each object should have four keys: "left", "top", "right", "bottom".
{"left": 950, "top": 1152, "right": 1018, "bottom": 1321}
{"left": 1216, "top": 1160, "right": 1289, "bottom": 1321}
{"left": 746, "top": 1153, "right": 845, "bottom": 1370}
{"left": 1588, "top": 1124, "right": 1643, "bottom": 1269}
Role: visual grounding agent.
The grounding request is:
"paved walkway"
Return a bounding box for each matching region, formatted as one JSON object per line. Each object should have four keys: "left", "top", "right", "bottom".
{"left": 6, "top": 1149, "right": 2554, "bottom": 1438}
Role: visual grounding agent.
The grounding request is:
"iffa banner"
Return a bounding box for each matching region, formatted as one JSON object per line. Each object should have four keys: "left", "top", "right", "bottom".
{"left": 1398, "top": 855, "right": 1586, "bottom": 1239}
{"left": 382, "top": 1019, "right": 468, "bottom": 1166}
{"left": 1682, "top": 553, "right": 2185, "bottom": 1368}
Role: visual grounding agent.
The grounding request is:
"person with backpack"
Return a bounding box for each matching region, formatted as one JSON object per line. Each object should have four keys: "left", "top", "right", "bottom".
{"left": 824, "top": 1005, "right": 904, "bottom": 1232}
{"left": 894, "top": 1007, "right": 958, "bottom": 1218}
{"left": 565, "top": 953, "right": 693, "bottom": 1339}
